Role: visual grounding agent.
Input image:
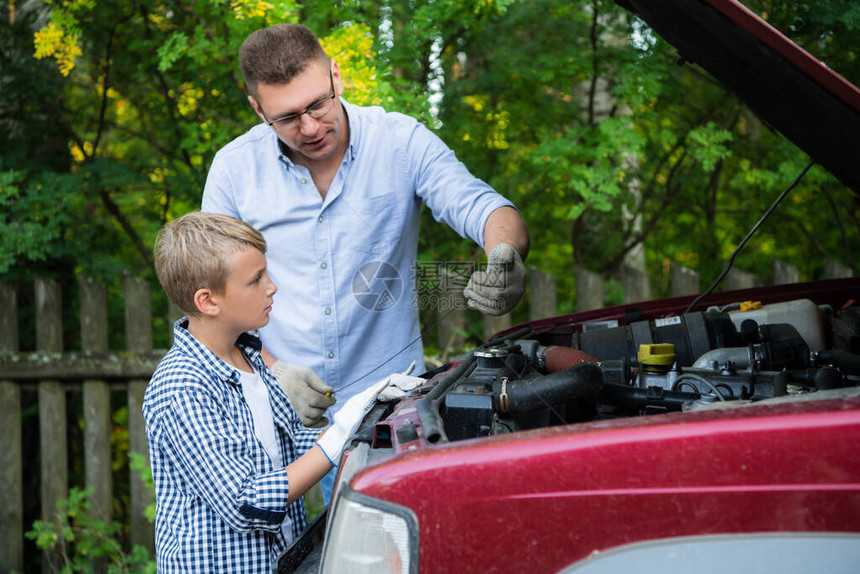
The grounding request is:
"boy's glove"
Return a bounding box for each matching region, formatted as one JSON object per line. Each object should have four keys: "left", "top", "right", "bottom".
{"left": 316, "top": 364, "right": 423, "bottom": 466}
{"left": 271, "top": 361, "right": 336, "bottom": 428}
{"left": 464, "top": 243, "right": 526, "bottom": 316}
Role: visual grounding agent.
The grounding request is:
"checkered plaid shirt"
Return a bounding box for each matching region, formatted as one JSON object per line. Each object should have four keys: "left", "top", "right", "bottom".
{"left": 143, "top": 319, "right": 319, "bottom": 573}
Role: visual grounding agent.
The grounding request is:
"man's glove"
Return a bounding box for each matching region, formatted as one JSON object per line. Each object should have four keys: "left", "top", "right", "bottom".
{"left": 464, "top": 243, "right": 526, "bottom": 316}
{"left": 271, "top": 361, "right": 336, "bottom": 428}
{"left": 316, "top": 366, "right": 423, "bottom": 466}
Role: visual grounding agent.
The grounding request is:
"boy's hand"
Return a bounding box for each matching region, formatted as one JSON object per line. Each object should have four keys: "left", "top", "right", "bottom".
{"left": 377, "top": 371, "right": 424, "bottom": 401}
{"left": 464, "top": 243, "right": 526, "bottom": 316}
{"left": 271, "top": 361, "right": 336, "bottom": 428}
{"left": 316, "top": 366, "right": 423, "bottom": 465}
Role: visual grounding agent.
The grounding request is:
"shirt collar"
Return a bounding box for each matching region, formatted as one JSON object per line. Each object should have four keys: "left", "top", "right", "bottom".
{"left": 172, "top": 318, "right": 264, "bottom": 385}
{"left": 341, "top": 99, "right": 359, "bottom": 161}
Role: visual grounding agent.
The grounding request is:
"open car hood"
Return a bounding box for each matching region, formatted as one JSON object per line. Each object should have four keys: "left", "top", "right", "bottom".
{"left": 617, "top": 0, "right": 860, "bottom": 195}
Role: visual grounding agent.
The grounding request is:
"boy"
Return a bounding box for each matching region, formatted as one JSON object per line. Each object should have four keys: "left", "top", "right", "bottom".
{"left": 144, "top": 212, "right": 419, "bottom": 572}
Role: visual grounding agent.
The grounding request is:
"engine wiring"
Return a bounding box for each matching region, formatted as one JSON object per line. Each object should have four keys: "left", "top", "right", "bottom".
{"left": 672, "top": 373, "right": 728, "bottom": 400}
{"left": 683, "top": 158, "right": 816, "bottom": 315}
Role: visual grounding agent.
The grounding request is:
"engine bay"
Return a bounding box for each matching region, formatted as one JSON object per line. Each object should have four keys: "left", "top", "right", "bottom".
{"left": 368, "top": 295, "right": 860, "bottom": 449}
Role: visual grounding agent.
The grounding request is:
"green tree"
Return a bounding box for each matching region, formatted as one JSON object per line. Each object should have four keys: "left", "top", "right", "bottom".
{"left": 2, "top": 0, "right": 857, "bottom": 330}
{"left": 426, "top": 0, "right": 858, "bottom": 318}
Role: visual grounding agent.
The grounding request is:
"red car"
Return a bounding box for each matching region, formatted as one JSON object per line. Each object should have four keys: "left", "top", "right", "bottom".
{"left": 281, "top": 1, "right": 860, "bottom": 572}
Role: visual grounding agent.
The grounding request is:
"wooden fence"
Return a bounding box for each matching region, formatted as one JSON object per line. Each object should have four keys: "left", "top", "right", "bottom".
{"left": 1, "top": 257, "right": 854, "bottom": 572}
{"left": 1, "top": 275, "right": 164, "bottom": 572}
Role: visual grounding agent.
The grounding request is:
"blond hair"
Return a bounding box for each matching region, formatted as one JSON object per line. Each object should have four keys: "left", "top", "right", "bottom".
{"left": 154, "top": 212, "right": 267, "bottom": 318}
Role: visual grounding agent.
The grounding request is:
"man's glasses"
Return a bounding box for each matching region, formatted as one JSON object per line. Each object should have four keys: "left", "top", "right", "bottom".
{"left": 260, "top": 70, "right": 336, "bottom": 132}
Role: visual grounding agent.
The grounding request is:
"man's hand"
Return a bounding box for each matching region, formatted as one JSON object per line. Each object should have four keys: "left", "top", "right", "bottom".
{"left": 271, "top": 361, "right": 336, "bottom": 428}
{"left": 464, "top": 243, "right": 526, "bottom": 316}
{"left": 316, "top": 367, "right": 423, "bottom": 465}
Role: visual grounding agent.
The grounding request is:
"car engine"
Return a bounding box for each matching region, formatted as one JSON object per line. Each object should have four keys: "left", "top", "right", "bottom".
{"left": 369, "top": 297, "right": 860, "bottom": 448}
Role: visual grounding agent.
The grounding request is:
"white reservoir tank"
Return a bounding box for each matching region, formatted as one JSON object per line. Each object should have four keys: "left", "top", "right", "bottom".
{"left": 727, "top": 298, "right": 826, "bottom": 351}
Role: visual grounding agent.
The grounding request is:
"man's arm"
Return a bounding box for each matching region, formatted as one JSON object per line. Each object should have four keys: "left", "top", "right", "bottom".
{"left": 463, "top": 206, "right": 530, "bottom": 316}
{"left": 482, "top": 206, "right": 530, "bottom": 260}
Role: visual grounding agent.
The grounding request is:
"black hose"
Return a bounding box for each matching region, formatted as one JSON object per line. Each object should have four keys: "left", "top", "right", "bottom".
{"left": 493, "top": 362, "right": 604, "bottom": 414}
{"left": 598, "top": 382, "right": 701, "bottom": 411}
{"left": 817, "top": 350, "right": 860, "bottom": 376}
{"left": 416, "top": 354, "right": 477, "bottom": 444}
{"left": 484, "top": 326, "right": 533, "bottom": 347}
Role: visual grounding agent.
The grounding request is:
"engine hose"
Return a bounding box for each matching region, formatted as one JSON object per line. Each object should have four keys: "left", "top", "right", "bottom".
{"left": 598, "top": 382, "right": 700, "bottom": 411}
{"left": 769, "top": 367, "right": 844, "bottom": 392}
{"left": 416, "top": 354, "right": 477, "bottom": 444}
{"left": 485, "top": 326, "right": 534, "bottom": 347}
{"left": 816, "top": 350, "right": 860, "bottom": 376}
{"left": 814, "top": 367, "right": 844, "bottom": 390}
{"left": 493, "top": 362, "right": 604, "bottom": 414}
{"left": 541, "top": 346, "right": 600, "bottom": 373}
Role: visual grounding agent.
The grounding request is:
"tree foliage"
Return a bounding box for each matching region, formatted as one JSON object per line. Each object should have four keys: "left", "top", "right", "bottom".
{"left": 1, "top": 0, "right": 857, "bottom": 345}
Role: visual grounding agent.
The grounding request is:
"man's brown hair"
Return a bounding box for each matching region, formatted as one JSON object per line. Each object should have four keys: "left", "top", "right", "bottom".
{"left": 239, "top": 23, "right": 329, "bottom": 97}
{"left": 154, "top": 212, "right": 267, "bottom": 318}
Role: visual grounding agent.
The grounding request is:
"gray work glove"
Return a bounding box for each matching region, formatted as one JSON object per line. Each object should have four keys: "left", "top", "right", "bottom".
{"left": 271, "top": 361, "right": 336, "bottom": 428}
{"left": 316, "top": 364, "right": 423, "bottom": 466}
{"left": 464, "top": 243, "right": 526, "bottom": 316}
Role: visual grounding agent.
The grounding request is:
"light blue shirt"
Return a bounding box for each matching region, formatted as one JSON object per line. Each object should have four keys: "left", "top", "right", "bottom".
{"left": 202, "top": 99, "right": 513, "bottom": 405}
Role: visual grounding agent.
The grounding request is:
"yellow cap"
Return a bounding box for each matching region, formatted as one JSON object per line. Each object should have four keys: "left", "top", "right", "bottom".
{"left": 637, "top": 343, "right": 676, "bottom": 371}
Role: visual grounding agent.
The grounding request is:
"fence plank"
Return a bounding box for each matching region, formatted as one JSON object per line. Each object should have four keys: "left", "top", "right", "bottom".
{"left": 772, "top": 260, "right": 800, "bottom": 285}
{"left": 0, "top": 281, "right": 19, "bottom": 351}
{"left": 125, "top": 274, "right": 153, "bottom": 354}
{"left": 36, "top": 277, "right": 63, "bottom": 354}
{"left": 483, "top": 313, "right": 512, "bottom": 341}
{"left": 0, "top": 381, "right": 23, "bottom": 572}
{"left": 724, "top": 268, "right": 760, "bottom": 290}
{"left": 36, "top": 278, "right": 67, "bottom": 572}
{"left": 80, "top": 277, "right": 108, "bottom": 351}
{"left": 0, "top": 282, "right": 23, "bottom": 573}
{"left": 128, "top": 380, "right": 152, "bottom": 554}
{"left": 80, "top": 277, "right": 112, "bottom": 552}
{"left": 124, "top": 275, "right": 155, "bottom": 554}
{"left": 576, "top": 266, "right": 604, "bottom": 311}
{"left": 622, "top": 264, "right": 652, "bottom": 304}
{"left": 823, "top": 259, "right": 854, "bottom": 279}
{"left": 529, "top": 267, "right": 557, "bottom": 321}
{"left": 39, "top": 381, "right": 67, "bottom": 568}
{"left": 670, "top": 265, "right": 699, "bottom": 297}
{"left": 0, "top": 352, "right": 166, "bottom": 379}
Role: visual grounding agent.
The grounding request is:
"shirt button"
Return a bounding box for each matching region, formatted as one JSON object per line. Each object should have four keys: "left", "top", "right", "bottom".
{"left": 301, "top": 178, "right": 308, "bottom": 184}
{"left": 327, "top": 352, "right": 334, "bottom": 359}
{"left": 325, "top": 308, "right": 331, "bottom": 315}
{"left": 321, "top": 262, "right": 327, "bottom": 269}
{"left": 318, "top": 216, "right": 324, "bottom": 223}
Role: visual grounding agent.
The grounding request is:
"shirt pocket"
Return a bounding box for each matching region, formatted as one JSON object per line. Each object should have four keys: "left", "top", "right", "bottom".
{"left": 343, "top": 192, "right": 408, "bottom": 256}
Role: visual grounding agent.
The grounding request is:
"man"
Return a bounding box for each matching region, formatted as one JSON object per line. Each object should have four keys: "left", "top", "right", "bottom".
{"left": 202, "top": 23, "right": 529, "bottom": 431}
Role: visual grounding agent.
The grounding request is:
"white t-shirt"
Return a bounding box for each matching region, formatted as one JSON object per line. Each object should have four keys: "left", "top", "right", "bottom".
{"left": 239, "top": 367, "right": 294, "bottom": 545}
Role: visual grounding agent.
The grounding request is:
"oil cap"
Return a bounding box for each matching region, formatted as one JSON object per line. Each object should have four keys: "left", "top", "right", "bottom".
{"left": 637, "top": 343, "right": 676, "bottom": 372}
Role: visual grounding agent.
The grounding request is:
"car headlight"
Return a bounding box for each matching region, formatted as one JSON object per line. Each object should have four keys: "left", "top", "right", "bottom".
{"left": 320, "top": 486, "right": 418, "bottom": 574}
